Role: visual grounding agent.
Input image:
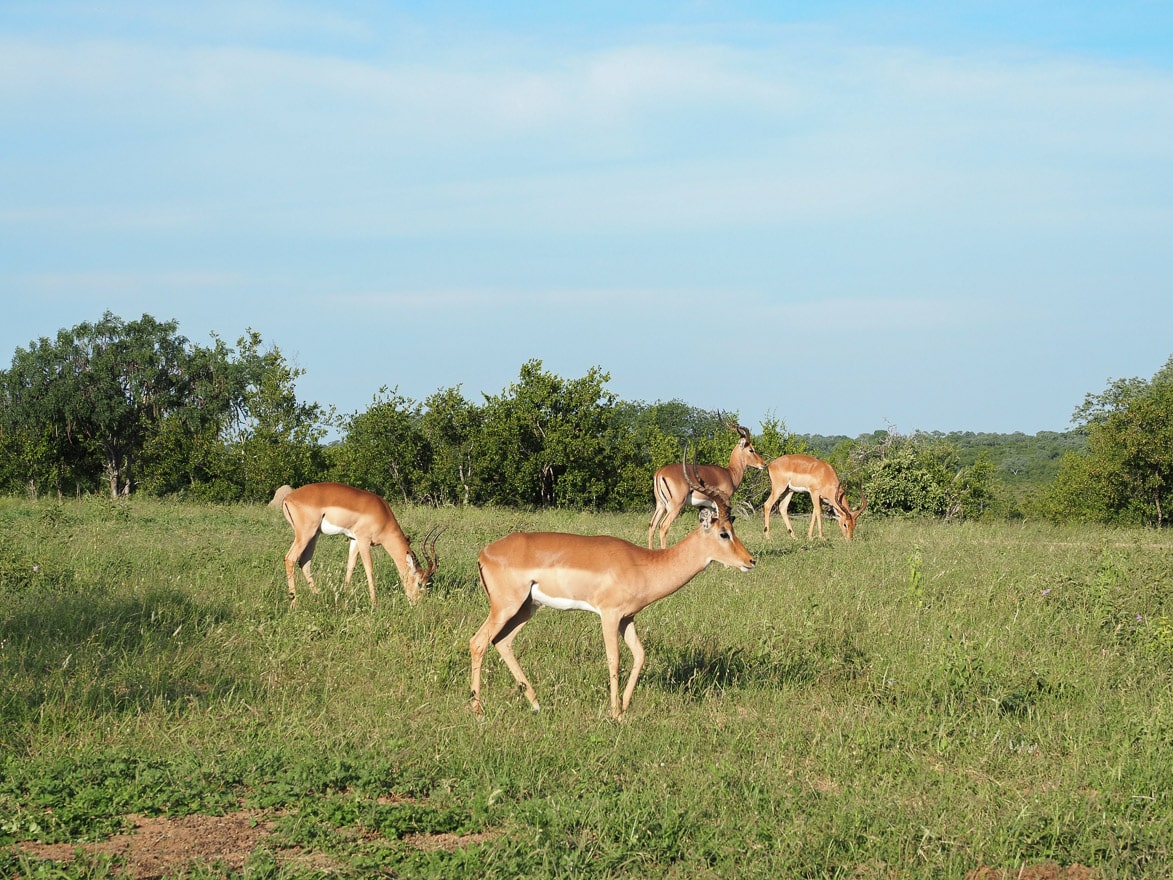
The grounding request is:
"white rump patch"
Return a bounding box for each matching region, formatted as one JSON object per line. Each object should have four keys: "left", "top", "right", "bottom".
{"left": 531, "top": 584, "right": 600, "bottom": 615}
{"left": 319, "top": 516, "right": 356, "bottom": 539}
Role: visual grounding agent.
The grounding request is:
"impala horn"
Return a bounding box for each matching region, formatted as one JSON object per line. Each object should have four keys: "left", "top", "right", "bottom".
{"left": 719, "top": 412, "right": 752, "bottom": 443}
{"left": 416, "top": 525, "right": 443, "bottom": 584}
{"left": 681, "top": 451, "right": 733, "bottom": 520}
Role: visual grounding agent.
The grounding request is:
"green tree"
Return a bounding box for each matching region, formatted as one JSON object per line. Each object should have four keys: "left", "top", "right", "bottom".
{"left": 230, "top": 332, "right": 329, "bottom": 501}
{"left": 418, "top": 386, "right": 481, "bottom": 506}
{"left": 1, "top": 313, "right": 224, "bottom": 498}
{"left": 1040, "top": 357, "right": 1173, "bottom": 526}
{"left": 136, "top": 333, "right": 252, "bottom": 500}
{"left": 0, "top": 314, "right": 326, "bottom": 501}
{"left": 1029, "top": 449, "right": 1120, "bottom": 524}
{"left": 0, "top": 419, "right": 61, "bottom": 497}
{"left": 333, "top": 388, "right": 428, "bottom": 504}
{"left": 631, "top": 401, "right": 735, "bottom": 469}
{"left": 851, "top": 430, "right": 957, "bottom": 517}
{"left": 947, "top": 452, "right": 1006, "bottom": 522}
{"left": 474, "top": 360, "right": 635, "bottom": 509}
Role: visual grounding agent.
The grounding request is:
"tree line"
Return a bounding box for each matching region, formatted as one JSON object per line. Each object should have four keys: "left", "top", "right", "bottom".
{"left": 2, "top": 312, "right": 1170, "bottom": 527}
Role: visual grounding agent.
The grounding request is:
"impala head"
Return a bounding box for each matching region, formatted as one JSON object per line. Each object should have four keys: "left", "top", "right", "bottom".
{"left": 683, "top": 458, "right": 756, "bottom": 571}
{"left": 834, "top": 490, "right": 868, "bottom": 541}
{"left": 406, "top": 526, "right": 443, "bottom": 593}
{"left": 724, "top": 418, "right": 767, "bottom": 471}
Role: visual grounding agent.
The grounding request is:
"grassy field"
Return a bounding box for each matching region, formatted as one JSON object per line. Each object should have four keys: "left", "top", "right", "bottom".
{"left": 1, "top": 496, "right": 1171, "bottom": 878}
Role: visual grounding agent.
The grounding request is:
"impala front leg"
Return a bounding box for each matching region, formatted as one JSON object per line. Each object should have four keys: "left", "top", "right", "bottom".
{"left": 355, "top": 542, "right": 378, "bottom": 608}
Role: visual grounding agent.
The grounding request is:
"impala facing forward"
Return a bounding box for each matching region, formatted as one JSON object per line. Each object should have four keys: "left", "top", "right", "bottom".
{"left": 281, "top": 482, "right": 439, "bottom": 608}
{"left": 471, "top": 463, "right": 755, "bottom": 720}
{"left": 647, "top": 420, "right": 765, "bottom": 549}
{"left": 763, "top": 454, "right": 866, "bottom": 541}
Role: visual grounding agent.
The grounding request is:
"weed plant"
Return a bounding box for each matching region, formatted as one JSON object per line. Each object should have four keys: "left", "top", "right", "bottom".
{"left": 1, "top": 496, "right": 1171, "bottom": 877}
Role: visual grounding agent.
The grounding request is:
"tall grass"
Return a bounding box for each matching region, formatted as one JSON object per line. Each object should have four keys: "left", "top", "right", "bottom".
{"left": 1, "top": 496, "right": 1171, "bottom": 877}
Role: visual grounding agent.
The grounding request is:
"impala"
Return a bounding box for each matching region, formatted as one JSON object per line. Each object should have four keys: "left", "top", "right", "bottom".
{"left": 763, "top": 454, "right": 867, "bottom": 541}
{"left": 470, "top": 463, "right": 755, "bottom": 720}
{"left": 647, "top": 421, "right": 766, "bottom": 549}
{"left": 281, "top": 482, "right": 440, "bottom": 608}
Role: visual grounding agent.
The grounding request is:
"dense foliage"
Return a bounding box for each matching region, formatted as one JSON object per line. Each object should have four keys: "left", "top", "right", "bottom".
{"left": 4, "top": 312, "right": 1172, "bottom": 527}
{"left": 1035, "top": 356, "right": 1173, "bottom": 527}
{"left": 0, "top": 313, "right": 327, "bottom": 502}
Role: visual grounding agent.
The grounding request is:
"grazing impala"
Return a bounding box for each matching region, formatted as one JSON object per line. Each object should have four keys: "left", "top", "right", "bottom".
{"left": 471, "top": 462, "right": 755, "bottom": 720}
{"left": 763, "top": 454, "right": 867, "bottom": 541}
{"left": 281, "top": 482, "right": 440, "bottom": 608}
{"left": 647, "top": 421, "right": 766, "bottom": 549}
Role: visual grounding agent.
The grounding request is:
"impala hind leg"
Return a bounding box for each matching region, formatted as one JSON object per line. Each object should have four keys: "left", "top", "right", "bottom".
{"left": 492, "top": 604, "right": 539, "bottom": 711}
{"left": 284, "top": 532, "right": 322, "bottom": 605}
{"left": 654, "top": 507, "right": 683, "bottom": 549}
{"left": 470, "top": 600, "right": 538, "bottom": 715}
{"left": 617, "top": 616, "right": 646, "bottom": 720}
{"left": 776, "top": 490, "right": 798, "bottom": 539}
{"left": 647, "top": 503, "right": 665, "bottom": 549}
{"left": 763, "top": 485, "right": 789, "bottom": 538}
{"left": 649, "top": 477, "right": 683, "bottom": 549}
{"left": 648, "top": 494, "right": 675, "bottom": 549}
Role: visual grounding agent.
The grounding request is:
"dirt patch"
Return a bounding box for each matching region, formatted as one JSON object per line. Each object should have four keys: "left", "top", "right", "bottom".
{"left": 19, "top": 817, "right": 1097, "bottom": 879}
{"left": 20, "top": 811, "right": 279, "bottom": 878}
{"left": 17, "top": 808, "right": 497, "bottom": 878}
{"left": 966, "top": 865, "right": 1097, "bottom": 880}
{"left": 402, "top": 830, "right": 500, "bottom": 852}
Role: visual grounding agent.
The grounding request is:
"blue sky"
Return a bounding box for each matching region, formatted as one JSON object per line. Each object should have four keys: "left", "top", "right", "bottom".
{"left": 3, "top": 1, "right": 1171, "bottom": 439}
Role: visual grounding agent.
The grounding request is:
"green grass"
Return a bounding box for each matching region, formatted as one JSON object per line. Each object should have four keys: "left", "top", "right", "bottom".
{"left": 1, "top": 496, "right": 1171, "bottom": 877}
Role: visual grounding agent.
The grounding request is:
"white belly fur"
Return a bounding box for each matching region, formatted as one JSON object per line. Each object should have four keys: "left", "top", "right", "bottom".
{"left": 319, "top": 516, "right": 356, "bottom": 539}
{"left": 531, "top": 584, "right": 601, "bottom": 615}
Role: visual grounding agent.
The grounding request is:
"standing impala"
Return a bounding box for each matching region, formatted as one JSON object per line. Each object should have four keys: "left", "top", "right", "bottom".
{"left": 471, "top": 463, "right": 755, "bottom": 720}
{"left": 647, "top": 421, "right": 766, "bottom": 549}
{"left": 281, "top": 482, "right": 439, "bottom": 608}
{"left": 763, "top": 454, "right": 867, "bottom": 541}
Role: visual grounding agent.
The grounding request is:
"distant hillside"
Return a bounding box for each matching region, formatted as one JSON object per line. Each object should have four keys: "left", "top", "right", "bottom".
{"left": 800, "top": 430, "right": 1086, "bottom": 494}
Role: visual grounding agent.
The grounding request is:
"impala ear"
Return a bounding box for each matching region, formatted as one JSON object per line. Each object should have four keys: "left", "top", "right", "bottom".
{"left": 698, "top": 508, "right": 716, "bottom": 528}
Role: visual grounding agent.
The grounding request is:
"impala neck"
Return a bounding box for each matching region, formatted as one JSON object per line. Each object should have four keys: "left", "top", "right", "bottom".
{"left": 646, "top": 528, "right": 722, "bottom": 600}
{"left": 379, "top": 525, "right": 416, "bottom": 585}
{"left": 727, "top": 447, "right": 749, "bottom": 489}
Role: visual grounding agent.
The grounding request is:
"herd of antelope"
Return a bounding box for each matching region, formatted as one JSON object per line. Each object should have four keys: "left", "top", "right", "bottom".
{"left": 279, "top": 422, "right": 865, "bottom": 720}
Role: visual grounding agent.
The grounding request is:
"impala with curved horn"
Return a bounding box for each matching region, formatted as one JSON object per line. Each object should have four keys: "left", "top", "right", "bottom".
{"left": 763, "top": 454, "right": 866, "bottom": 541}
{"left": 471, "top": 460, "right": 755, "bottom": 720}
{"left": 281, "top": 482, "right": 440, "bottom": 608}
{"left": 647, "top": 419, "right": 765, "bottom": 549}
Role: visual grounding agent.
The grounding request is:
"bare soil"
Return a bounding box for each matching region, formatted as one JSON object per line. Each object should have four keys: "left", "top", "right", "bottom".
{"left": 18, "top": 808, "right": 498, "bottom": 878}
{"left": 17, "top": 811, "right": 1098, "bottom": 880}
{"left": 965, "top": 865, "right": 1098, "bottom": 880}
